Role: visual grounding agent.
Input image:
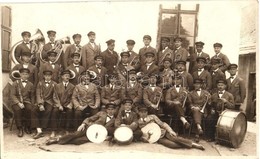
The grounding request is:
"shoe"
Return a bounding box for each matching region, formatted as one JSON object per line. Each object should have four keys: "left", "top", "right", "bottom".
{"left": 184, "top": 122, "right": 190, "bottom": 129}
{"left": 198, "top": 128, "right": 203, "bottom": 135}
{"left": 33, "top": 132, "right": 44, "bottom": 139}
{"left": 24, "top": 127, "right": 32, "bottom": 134}
{"left": 18, "top": 129, "right": 24, "bottom": 137}
{"left": 206, "top": 138, "right": 215, "bottom": 142}
{"left": 45, "top": 138, "right": 58, "bottom": 145}
{"left": 193, "top": 144, "right": 205, "bottom": 151}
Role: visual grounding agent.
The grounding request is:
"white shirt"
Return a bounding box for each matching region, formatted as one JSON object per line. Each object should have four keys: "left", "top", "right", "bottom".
{"left": 125, "top": 110, "right": 131, "bottom": 117}
{"left": 106, "top": 115, "right": 113, "bottom": 123}
{"left": 150, "top": 85, "right": 156, "bottom": 91}
{"left": 73, "top": 63, "right": 80, "bottom": 72}
{"left": 129, "top": 81, "right": 135, "bottom": 87}
{"left": 218, "top": 90, "right": 225, "bottom": 98}
{"left": 215, "top": 53, "right": 221, "bottom": 57}
{"left": 230, "top": 75, "right": 236, "bottom": 83}
{"left": 175, "top": 86, "right": 180, "bottom": 93}
{"left": 63, "top": 82, "right": 69, "bottom": 88}
{"left": 23, "top": 64, "right": 29, "bottom": 68}
{"left": 197, "top": 52, "right": 202, "bottom": 57}
{"left": 212, "top": 68, "right": 219, "bottom": 75}
{"left": 196, "top": 89, "right": 201, "bottom": 96}
{"left": 24, "top": 41, "right": 30, "bottom": 49}
{"left": 21, "top": 80, "right": 27, "bottom": 87}
{"left": 45, "top": 80, "right": 51, "bottom": 87}
{"left": 90, "top": 42, "right": 95, "bottom": 48}
{"left": 146, "top": 62, "right": 153, "bottom": 70}
{"left": 110, "top": 84, "right": 114, "bottom": 90}
{"left": 198, "top": 68, "right": 204, "bottom": 76}
{"left": 49, "top": 61, "right": 55, "bottom": 69}
{"left": 162, "top": 46, "right": 168, "bottom": 53}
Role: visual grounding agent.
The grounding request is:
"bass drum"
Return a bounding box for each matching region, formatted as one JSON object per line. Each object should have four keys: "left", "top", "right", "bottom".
{"left": 216, "top": 109, "right": 247, "bottom": 148}
{"left": 86, "top": 124, "right": 108, "bottom": 144}
{"left": 114, "top": 126, "right": 133, "bottom": 145}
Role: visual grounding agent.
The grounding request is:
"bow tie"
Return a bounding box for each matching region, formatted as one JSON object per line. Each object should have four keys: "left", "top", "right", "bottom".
{"left": 123, "top": 64, "right": 128, "bottom": 66}
{"left": 45, "top": 81, "right": 50, "bottom": 84}
{"left": 74, "top": 65, "right": 80, "bottom": 67}
{"left": 50, "top": 42, "right": 54, "bottom": 44}
{"left": 150, "top": 85, "right": 156, "bottom": 87}
{"left": 198, "top": 69, "right": 202, "bottom": 72}
{"left": 107, "top": 115, "right": 113, "bottom": 119}
{"left": 230, "top": 76, "right": 234, "bottom": 79}
{"left": 175, "top": 85, "right": 180, "bottom": 88}
{"left": 141, "top": 118, "right": 147, "bottom": 122}
{"left": 22, "top": 80, "right": 28, "bottom": 83}
{"left": 196, "top": 89, "right": 201, "bottom": 92}
{"left": 51, "top": 63, "right": 55, "bottom": 65}
{"left": 219, "top": 91, "right": 223, "bottom": 94}
{"left": 125, "top": 111, "right": 131, "bottom": 114}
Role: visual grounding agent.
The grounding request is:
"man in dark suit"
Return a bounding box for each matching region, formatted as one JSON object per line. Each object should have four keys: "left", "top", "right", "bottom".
{"left": 45, "top": 103, "right": 116, "bottom": 145}
{"left": 139, "top": 35, "right": 157, "bottom": 67}
{"left": 204, "top": 79, "right": 234, "bottom": 141}
{"left": 39, "top": 51, "right": 61, "bottom": 83}
{"left": 139, "top": 52, "right": 159, "bottom": 77}
{"left": 66, "top": 52, "right": 86, "bottom": 85}
{"left": 210, "top": 58, "right": 226, "bottom": 94}
{"left": 88, "top": 55, "right": 108, "bottom": 88}
{"left": 72, "top": 71, "right": 100, "bottom": 128}
{"left": 158, "top": 37, "right": 174, "bottom": 69}
{"left": 189, "top": 41, "right": 210, "bottom": 73}
{"left": 126, "top": 40, "right": 140, "bottom": 71}
{"left": 173, "top": 37, "right": 189, "bottom": 69}
{"left": 10, "top": 68, "right": 35, "bottom": 137}
{"left": 64, "top": 34, "right": 82, "bottom": 68}
{"left": 210, "top": 43, "right": 230, "bottom": 72}
{"left": 101, "top": 39, "right": 119, "bottom": 75}
{"left": 11, "top": 52, "right": 38, "bottom": 87}
{"left": 81, "top": 31, "right": 101, "bottom": 69}
{"left": 226, "top": 64, "right": 246, "bottom": 110}
{"left": 41, "top": 30, "right": 64, "bottom": 68}
{"left": 115, "top": 52, "right": 132, "bottom": 85}
{"left": 192, "top": 57, "right": 212, "bottom": 91}
{"left": 176, "top": 60, "right": 193, "bottom": 91}
{"left": 114, "top": 99, "right": 142, "bottom": 143}
{"left": 14, "top": 31, "right": 32, "bottom": 64}
{"left": 31, "top": 70, "right": 56, "bottom": 139}
{"left": 51, "top": 70, "right": 75, "bottom": 137}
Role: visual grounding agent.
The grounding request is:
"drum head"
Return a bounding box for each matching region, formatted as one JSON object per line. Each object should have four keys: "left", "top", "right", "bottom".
{"left": 86, "top": 124, "right": 108, "bottom": 143}
{"left": 230, "top": 112, "right": 247, "bottom": 148}
{"left": 114, "top": 126, "right": 133, "bottom": 144}
{"left": 141, "top": 122, "right": 161, "bottom": 143}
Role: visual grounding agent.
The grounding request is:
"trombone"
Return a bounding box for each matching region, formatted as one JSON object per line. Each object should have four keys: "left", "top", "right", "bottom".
{"left": 200, "top": 94, "right": 209, "bottom": 114}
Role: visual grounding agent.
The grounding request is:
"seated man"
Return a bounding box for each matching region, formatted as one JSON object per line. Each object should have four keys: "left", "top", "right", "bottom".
{"left": 114, "top": 98, "right": 142, "bottom": 143}
{"left": 136, "top": 105, "right": 205, "bottom": 150}
{"left": 45, "top": 103, "right": 116, "bottom": 145}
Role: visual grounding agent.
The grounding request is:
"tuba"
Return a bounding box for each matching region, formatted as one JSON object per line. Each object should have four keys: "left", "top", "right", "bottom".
{"left": 10, "top": 70, "right": 21, "bottom": 80}
{"left": 10, "top": 29, "right": 45, "bottom": 66}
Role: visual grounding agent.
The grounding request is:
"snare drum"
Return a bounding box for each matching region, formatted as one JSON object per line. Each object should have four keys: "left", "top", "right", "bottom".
{"left": 216, "top": 109, "right": 247, "bottom": 148}
{"left": 86, "top": 124, "right": 108, "bottom": 144}
{"left": 114, "top": 126, "right": 133, "bottom": 145}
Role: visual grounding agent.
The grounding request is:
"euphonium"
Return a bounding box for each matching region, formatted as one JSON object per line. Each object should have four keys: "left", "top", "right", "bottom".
{"left": 10, "top": 29, "right": 45, "bottom": 65}
{"left": 10, "top": 70, "right": 21, "bottom": 80}
{"left": 52, "top": 36, "right": 71, "bottom": 63}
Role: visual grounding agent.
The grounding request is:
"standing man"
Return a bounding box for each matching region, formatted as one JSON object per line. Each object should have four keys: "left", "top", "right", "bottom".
{"left": 139, "top": 35, "right": 157, "bottom": 67}
{"left": 139, "top": 52, "right": 159, "bottom": 77}
{"left": 10, "top": 68, "right": 35, "bottom": 137}
{"left": 14, "top": 31, "right": 32, "bottom": 64}
{"left": 64, "top": 33, "right": 82, "bottom": 68}
{"left": 210, "top": 43, "right": 230, "bottom": 72}
{"left": 101, "top": 39, "right": 119, "bottom": 75}
{"left": 126, "top": 40, "right": 140, "bottom": 71}
{"left": 158, "top": 37, "right": 174, "bottom": 69}
{"left": 226, "top": 64, "right": 246, "bottom": 110}
{"left": 173, "top": 37, "right": 189, "bottom": 69}
{"left": 189, "top": 41, "right": 210, "bottom": 73}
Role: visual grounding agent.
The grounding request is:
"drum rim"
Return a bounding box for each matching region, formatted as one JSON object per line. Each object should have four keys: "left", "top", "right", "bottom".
{"left": 114, "top": 126, "right": 133, "bottom": 142}
{"left": 86, "top": 124, "right": 108, "bottom": 143}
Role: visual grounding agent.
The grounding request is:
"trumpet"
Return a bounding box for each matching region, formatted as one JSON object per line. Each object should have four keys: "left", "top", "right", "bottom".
{"left": 182, "top": 90, "right": 188, "bottom": 109}
{"left": 200, "top": 94, "right": 209, "bottom": 114}
{"left": 159, "top": 52, "right": 171, "bottom": 66}
{"left": 152, "top": 91, "right": 163, "bottom": 110}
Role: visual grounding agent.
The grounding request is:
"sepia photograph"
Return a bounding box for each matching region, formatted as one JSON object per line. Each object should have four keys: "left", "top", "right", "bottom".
{"left": 0, "top": 0, "right": 258, "bottom": 159}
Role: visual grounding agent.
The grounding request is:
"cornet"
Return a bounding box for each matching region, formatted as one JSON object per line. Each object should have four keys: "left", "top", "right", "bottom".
{"left": 200, "top": 94, "right": 209, "bottom": 114}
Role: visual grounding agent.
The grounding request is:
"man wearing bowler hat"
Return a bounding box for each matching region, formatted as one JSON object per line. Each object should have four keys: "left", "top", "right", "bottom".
{"left": 210, "top": 43, "right": 230, "bottom": 72}
{"left": 139, "top": 35, "right": 157, "bottom": 67}
{"left": 101, "top": 39, "right": 119, "bottom": 75}
{"left": 82, "top": 31, "right": 101, "bottom": 69}
{"left": 64, "top": 33, "right": 82, "bottom": 68}
{"left": 126, "top": 39, "right": 140, "bottom": 71}
{"left": 189, "top": 41, "right": 210, "bottom": 73}
{"left": 14, "top": 31, "right": 32, "bottom": 64}
{"left": 10, "top": 68, "right": 35, "bottom": 137}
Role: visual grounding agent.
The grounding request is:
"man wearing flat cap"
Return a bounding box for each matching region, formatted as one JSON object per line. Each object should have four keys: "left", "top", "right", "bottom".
{"left": 10, "top": 68, "right": 35, "bottom": 137}
{"left": 158, "top": 37, "right": 174, "bottom": 69}
{"left": 192, "top": 57, "right": 212, "bottom": 91}
{"left": 139, "top": 35, "right": 157, "bottom": 67}
{"left": 210, "top": 58, "right": 226, "bottom": 94}
{"left": 101, "top": 39, "right": 119, "bottom": 75}
{"left": 14, "top": 31, "right": 32, "bottom": 64}
{"left": 173, "top": 37, "right": 189, "bottom": 68}
{"left": 64, "top": 33, "right": 82, "bottom": 68}
{"left": 126, "top": 39, "right": 140, "bottom": 71}
{"left": 226, "top": 64, "right": 246, "bottom": 110}
{"left": 41, "top": 30, "right": 64, "bottom": 69}
{"left": 66, "top": 52, "right": 86, "bottom": 85}
{"left": 205, "top": 79, "right": 234, "bottom": 141}
{"left": 81, "top": 31, "right": 101, "bottom": 69}
{"left": 210, "top": 42, "right": 230, "bottom": 72}
{"left": 189, "top": 41, "right": 210, "bottom": 74}
{"left": 139, "top": 52, "right": 159, "bottom": 77}
{"left": 176, "top": 60, "right": 193, "bottom": 90}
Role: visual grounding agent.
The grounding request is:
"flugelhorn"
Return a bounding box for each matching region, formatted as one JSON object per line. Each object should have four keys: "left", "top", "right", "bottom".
{"left": 10, "top": 29, "right": 45, "bottom": 65}
{"left": 200, "top": 94, "right": 209, "bottom": 114}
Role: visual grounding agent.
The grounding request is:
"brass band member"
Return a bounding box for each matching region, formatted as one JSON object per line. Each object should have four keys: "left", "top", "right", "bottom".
{"left": 173, "top": 37, "right": 189, "bottom": 68}
{"left": 139, "top": 35, "right": 157, "bottom": 67}
{"left": 31, "top": 70, "right": 56, "bottom": 139}
{"left": 139, "top": 52, "right": 159, "bottom": 77}
{"left": 204, "top": 79, "right": 234, "bottom": 141}
{"left": 158, "top": 57, "right": 174, "bottom": 90}
{"left": 101, "top": 39, "right": 118, "bottom": 75}
{"left": 116, "top": 52, "right": 131, "bottom": 85}
{"left": 210, "top": 58, "right": 226, "bottom": 94}
{"left": 72, "top": 71, "right": 100, "bottom": 128}
{"left": 188, "top": 79, "right": 211, "bottom": 142}
{"left": 14, "top": 31, "right": 32, "bottom": 64}
{"left": 51, "top": 70, "right": 75, "bottom": 137}
{"left": 126, "top": 39, "right": 140, "bottom": 71}
{"left": 10, "top": 68, "right": 35, "bottom": 137}
{"left": 176, "top": 60, "right": 193, "bottom": 90}
{"left": 64, "top": 34, "right": 82, "bottom": 68}
{"left": 136, "top": 105, "right": 205, "bottom": 150}
{"left": 165, "top": 75, "right": 190, "bottom": 132}
{"left": 210, "top": 43, "right": 231, "bottom": 72}
{"left": 158, "top": 37, "right": 173, "bottom": 69}
{"left": 45, "top": 103, "right": 116, "bottom": 145}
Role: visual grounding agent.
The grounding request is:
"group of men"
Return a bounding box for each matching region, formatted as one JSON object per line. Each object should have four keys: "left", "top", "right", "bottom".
{"left": 4, "top": 30, "right": 246, "bottom": 150}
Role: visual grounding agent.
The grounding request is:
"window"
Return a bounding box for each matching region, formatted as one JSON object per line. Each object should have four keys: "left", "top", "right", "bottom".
{"left": 157, "top": 4, "right": 199, "bottom": 51}
{"left": 1, "top": 6, "right": 12, "bottom": 72}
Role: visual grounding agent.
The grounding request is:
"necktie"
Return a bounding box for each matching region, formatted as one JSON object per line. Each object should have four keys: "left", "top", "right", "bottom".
{"left": 219, "top": 91, "right": 223, "bottom": 94}
{"left": 64, "top": 83, "right": 68, "bottom": 89}
{"left": 197, "top": 53, "right": 200, "bottom": 57}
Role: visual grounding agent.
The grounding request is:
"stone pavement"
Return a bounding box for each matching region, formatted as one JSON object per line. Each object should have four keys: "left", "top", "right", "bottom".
{"left": 1, "top": 122, "right": 257, "bottom": 159}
